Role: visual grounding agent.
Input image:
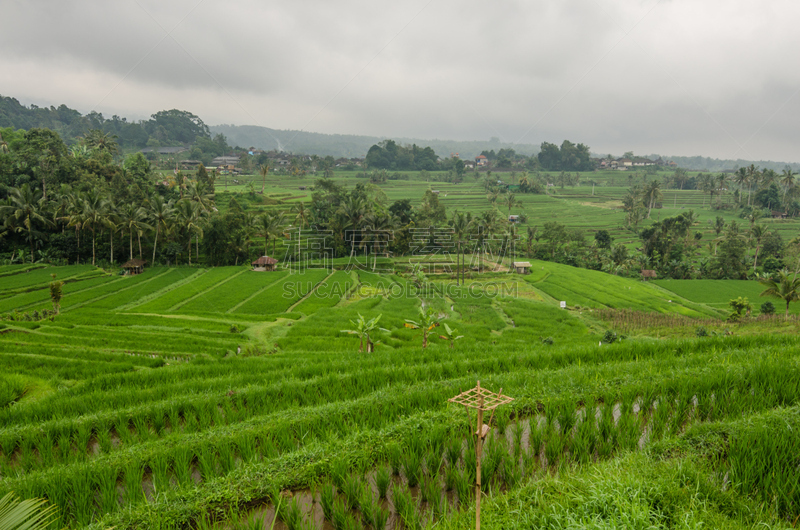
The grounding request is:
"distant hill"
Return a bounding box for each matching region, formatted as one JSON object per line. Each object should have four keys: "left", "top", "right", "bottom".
{"left": 209, "top": 124, "right": 539, "bottom": 159}
{"left": 643, "top": 154, "right": 800, "bottom": 173}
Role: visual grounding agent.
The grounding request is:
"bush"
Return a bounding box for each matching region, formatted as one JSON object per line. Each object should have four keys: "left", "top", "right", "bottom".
{"left": 696, "top": 326, "right": 708, "bottom": 337}
{"left": 760, "top": 301, "right": 775, "bottom": 315}
{"left": 602, "top": 330, "right": 618, "bottom": 344}
{"left": 541, "top": 336, "right": 554, "bottom": 345}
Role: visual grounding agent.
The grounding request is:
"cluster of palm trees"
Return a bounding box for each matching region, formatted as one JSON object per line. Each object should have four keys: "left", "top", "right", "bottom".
{"left": 1, "top": 180, "right": 214, "bottom": 265}
{"left": 693, "top": 166, "right": 797, "bottom": 210}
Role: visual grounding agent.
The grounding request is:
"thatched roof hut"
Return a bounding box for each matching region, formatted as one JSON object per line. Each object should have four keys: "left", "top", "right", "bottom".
{"left": 122, "top": 259, "right": 146, "bottom": 275}
{"left": 252, "top": 256, "right": 278, "bottom": 271}
{"left": 512, "top": 261, "right": 531, "bottom": 274}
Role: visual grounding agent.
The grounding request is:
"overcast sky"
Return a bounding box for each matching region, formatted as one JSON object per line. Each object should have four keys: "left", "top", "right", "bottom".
{"left": 2, "top": 0, "right": 799, "bottom": 161}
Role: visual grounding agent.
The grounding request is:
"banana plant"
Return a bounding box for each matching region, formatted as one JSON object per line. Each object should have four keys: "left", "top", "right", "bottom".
{"left": 438, "top": 323, "right": 464, "bottom": 349}
{"left": 341, "top": 313, "right": 388, "bottom": 352}
{"left": 404, "top": 305, "right": 440, "bottom": 348}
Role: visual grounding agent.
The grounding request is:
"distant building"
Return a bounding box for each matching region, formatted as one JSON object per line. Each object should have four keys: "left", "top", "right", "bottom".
{"left": 211, "top": 156, "right": 240, "bottom": 166}
{"left": 475, "top": 155, "right": 489, "bottom": 167}
{"left": 508, "top": 215, "right": 520, "bottom": 224}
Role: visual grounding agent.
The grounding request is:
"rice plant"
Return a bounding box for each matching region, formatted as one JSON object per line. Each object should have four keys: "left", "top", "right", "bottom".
{"left": 375, "top": 465, "right": 391, "bottom": 499}
{"left": 402, "top": 450, "right": 423, "bottom": 488}
{"left": 342, "top": 473, "right": 363, "bottom": 511}
{"left": 320, "top": 483, "right": 336, "bottom": 523}
{"left": 392, "top": 483, "right": 421, "bottom": 530}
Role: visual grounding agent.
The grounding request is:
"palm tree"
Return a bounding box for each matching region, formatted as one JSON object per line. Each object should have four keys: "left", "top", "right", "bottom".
{"left": 259, "top": 163, "right": 271, "bottom": 194}
{"left": 451, "top": 211, "right": 471, "bottom": 286}
{"left": 81, "top": 129, "right": 120, "bottom": 157}
{"left": 750, "top": 224, "right": 767, "bottom": 270}
{"left": 404, "top": 305, "right": 441, "bottom": 349}
{"left": 254, "top": 212, "right": 287, "bottom": 256}
{"left": 732, "top": 167, "right": 748, "bottom": 205}
{"left": 76, "top": 189, "right": 110, "bottom": 266}
{"left": 175, "top": 199, "right": 204, "bottom": 265}
{"left": 643, "top": 180, "right": 662, "bottom": 218}
{"left": 147, "top": 195, "right": 175, "bottom": 265}
{"left": 0, "top": 492, "right": 58, "bottom": 530}
{"left": 104, "top": 204, "right": 119, "bottom": 264}
{"left": 503, "top": 192, "right": 521, "bottom": 213}
{"left": 119, "top": 203, "right": 152, "bottom": 260}
{"left": 781, "top": 168, "right": 796, "bottom": 202}
{"left": 337, "top": 196, "right": 367, "bottom": 260}
{"left": 746, "top": 164, "right": 760, "bottom": 206}
{"left": 0, "top": 131, "right": 9, "bottom": 154}
{"left": 0, "top": 184, "right": 51, "bottom": 263}
{"left": 292, "top": 202, "right": 309, "bottom": 228}
{"left": 759, "top": 269, "right": 800, "bottom": 318}
{"left": 340, "top": 313, "right": 388, "bottom": 353}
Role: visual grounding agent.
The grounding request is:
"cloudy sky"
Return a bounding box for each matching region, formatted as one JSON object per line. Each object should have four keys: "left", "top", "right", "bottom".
{"left": 2, "top": 0, "right": 799, "bottom": 161}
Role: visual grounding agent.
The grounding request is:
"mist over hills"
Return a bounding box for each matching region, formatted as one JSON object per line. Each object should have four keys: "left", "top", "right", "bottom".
{"left": 209, "top": 124, "right": 539, "bottom": 159}
{"left": 211, "top": 124, "right": 800, "bottom": 172}
{"left": 2, "top": 93, "right": 799, "bottom": 172}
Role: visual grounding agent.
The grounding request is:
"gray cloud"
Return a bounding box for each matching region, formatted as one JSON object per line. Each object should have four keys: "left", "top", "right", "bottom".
{"left": 2, "top": 0, "right": 799, "bottom": 161}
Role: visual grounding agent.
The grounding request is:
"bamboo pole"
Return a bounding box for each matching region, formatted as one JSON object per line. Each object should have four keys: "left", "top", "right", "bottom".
{"left": 476, "top": 382, "right": 483, "bottom": 530}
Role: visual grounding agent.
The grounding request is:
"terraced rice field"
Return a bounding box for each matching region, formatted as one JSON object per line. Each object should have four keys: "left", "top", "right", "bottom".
{"left": 1, "top": 263, "right": 799, "bottom": 529}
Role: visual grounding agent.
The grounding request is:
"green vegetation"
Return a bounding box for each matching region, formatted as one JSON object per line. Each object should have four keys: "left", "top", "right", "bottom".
{"left": 0, "top": 263, "right": 797, "bottom": 529}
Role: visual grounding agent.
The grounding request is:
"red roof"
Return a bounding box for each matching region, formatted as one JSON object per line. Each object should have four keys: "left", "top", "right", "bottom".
{"left": 476, "top": 155, "right": 487, "bottom": 159}
{"left": 252, "top": 256, "right": 278, "bottom": 266}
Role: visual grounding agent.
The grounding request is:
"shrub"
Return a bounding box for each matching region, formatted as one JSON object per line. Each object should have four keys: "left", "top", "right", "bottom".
{"left": 760, "top": 301, "right": 775, "bottom": 315}
{"left": 602, "top": 330, "right": 618, "bottom": 344}
{"left": 541, "top": 336, "right": 554, "bottom": 345}
{"left": 696, "top": 326, "right": 708, "bottom": 337}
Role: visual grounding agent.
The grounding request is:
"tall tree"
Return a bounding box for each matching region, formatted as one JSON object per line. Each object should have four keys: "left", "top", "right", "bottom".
{"left": 147, "top": 195, "right": 175, "bottom": 265}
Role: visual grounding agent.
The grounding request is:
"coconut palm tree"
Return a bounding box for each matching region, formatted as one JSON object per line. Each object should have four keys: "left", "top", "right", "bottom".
{"left": 0, "top": 184, "right": 51, "bottom": 263}
{"left": 759, "top": 269, "right": 800, "bottom": 318}
{"left": 119, "top": 203, "right": 152, "bottom": 260}
{"left": 76, "top": 189, "right": 110, "bottom": 266}
{"left": 147, "top": 195, "right": 175, "bottom": 265}
{"left": 746, "top": 164, "right": 760, "bottom": 206}
{"left": 254, "top": 211, "right": 287, "bottom": 257}
{"left": 175, "top": 199, "right": 204, "bottom": 265}
{"left": 336, "top": 196, "right": 367, "bottom": 260}
{"left": 0, "top": 131, "right": 9, "bottom": 154}
{"left": 504, "top": 192, "right": 521, "bottom": 213}
{"left": 643, "top": 180, "right": 662, "bottom": 218}
{"left": 781, "top": 168, "right": 796, "bottom": 202}
{"left": 451, "top": 211, "right": 471, "bottom": 285}
{"left": 0, "top": 492, "right": 58, "bottom": 530}
{"left": 259, "top": 163, "right": 271, "bottom": 194}
{"left": 750, "top": 224, "right": 767, "bottom": 270}
{"left": 292, "top": 202, "right": 309, "bottom": 229}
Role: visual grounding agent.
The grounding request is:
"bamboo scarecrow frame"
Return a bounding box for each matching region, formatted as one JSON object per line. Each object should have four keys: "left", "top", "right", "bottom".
{"left": 448, "top": 381, "right": 514, "bottom": 530}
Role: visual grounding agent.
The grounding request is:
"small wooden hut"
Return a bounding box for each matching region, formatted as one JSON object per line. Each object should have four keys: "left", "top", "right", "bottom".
{"left": 641, "top": 269, "right": 657, "bottom": 281}
{"left": 512, "top": 261, "right": 531, "bottom": 274}
{"left": 122, "top": 259, "right": 146, "bottom": 275}
{"left": 252, "top": 256, "right": 278, "bottom": 272}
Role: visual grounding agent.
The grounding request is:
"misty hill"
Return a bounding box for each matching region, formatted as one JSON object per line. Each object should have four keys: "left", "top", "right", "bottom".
{"left": 3, "top": 93, "right": 800, "bottom": 171}
{"left": 209, "top": 124, "right": 539, "bottom": 159}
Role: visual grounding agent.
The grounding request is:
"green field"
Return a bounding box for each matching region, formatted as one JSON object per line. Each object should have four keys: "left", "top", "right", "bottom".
{"left": 1, "top": 263, "right": 800, "bottom": 529}
{"left": 654, "top": 279, "right": 799, "bottom": 314}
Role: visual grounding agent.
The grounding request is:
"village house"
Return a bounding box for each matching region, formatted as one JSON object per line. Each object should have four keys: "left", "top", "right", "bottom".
{"left": 475, "top": 155, "right": 489, "bottom": 167}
